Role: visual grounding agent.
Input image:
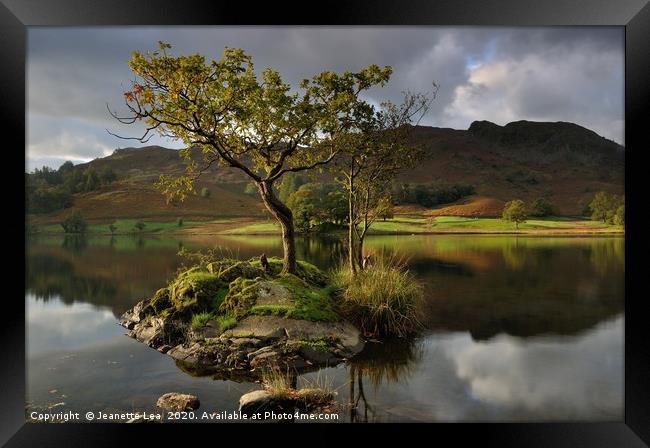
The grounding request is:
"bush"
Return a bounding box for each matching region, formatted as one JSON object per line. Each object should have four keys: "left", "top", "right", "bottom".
{"left": 133, "top": 221, "right": 146, "bottom": 232}
{"left": 529, "top": 198, "right": 554, "bottom": 217}
{"left": 331, "top": 258, "right": 423, "bottom": 338}
{"left": 108, "top": 223, "right": 117, "bottom": 234}
{"left": 200, "top": 187, "right": 211, "bottom": 198}
{"left": 60, "top": 210, "right": 87, "bottom": 234}
{"left": 177, "top": 217, "right": 184, "bottom": 227}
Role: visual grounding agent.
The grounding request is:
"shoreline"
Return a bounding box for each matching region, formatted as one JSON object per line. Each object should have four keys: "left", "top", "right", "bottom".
{"left": 30, "top": 229, "right": 625, "bottom": 237}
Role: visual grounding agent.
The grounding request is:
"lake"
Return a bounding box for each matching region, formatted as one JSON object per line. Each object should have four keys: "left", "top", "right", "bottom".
{"left": 25, "top": 233, "right": 624, "bottom": 422}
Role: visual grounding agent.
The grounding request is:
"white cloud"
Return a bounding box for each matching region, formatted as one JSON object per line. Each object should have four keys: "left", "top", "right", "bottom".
{"left": 28, "top": 129, "right": 113, "bottom": 163}
{"left": 446, "top": 316, "right": 623, "bottom": 417}
{"left": 26, "top": 27, "right": 625, "bottom": 168}
{"left": 443, "top": 43, "right": 624, "bottom": 143}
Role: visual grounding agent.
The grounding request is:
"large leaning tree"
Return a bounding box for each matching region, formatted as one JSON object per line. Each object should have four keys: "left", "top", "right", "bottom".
{"left": 333, "top": 89, "right": 436, "bottom": 274}
{"left": 109, "top": 42, "right": 391, "bottom": 274}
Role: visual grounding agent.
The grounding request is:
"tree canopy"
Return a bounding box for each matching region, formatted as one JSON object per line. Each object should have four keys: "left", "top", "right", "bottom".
{"left": 111, "top": 43, "right": 392, "bottom": 273}
{"left": 502, "top": 199, "right": 528, "bottom": 229}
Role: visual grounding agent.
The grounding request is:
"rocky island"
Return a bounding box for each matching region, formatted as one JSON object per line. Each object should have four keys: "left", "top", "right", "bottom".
{"left": 119, "top": 256, "right": 364, "bottom": 379}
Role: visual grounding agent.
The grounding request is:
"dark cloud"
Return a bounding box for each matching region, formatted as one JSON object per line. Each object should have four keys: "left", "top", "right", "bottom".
{"left": 27, "top": 26, "right": 623, "bottom": 169}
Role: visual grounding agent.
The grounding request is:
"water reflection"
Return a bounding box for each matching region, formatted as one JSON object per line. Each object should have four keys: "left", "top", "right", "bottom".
{"left": 25, "top": 234, "right": 624, "bottom": 421}
{"left": 347, "top": 339, "right": 424, "bottom": 422}
{"left": 26, "top": 235, "right": 624, "bottom": 340}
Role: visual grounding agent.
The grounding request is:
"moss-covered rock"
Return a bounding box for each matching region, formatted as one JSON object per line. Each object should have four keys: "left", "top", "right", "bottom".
{"left": 216, "top": 261, "right": 266, "bottom": 283}
{"left": 249, "top": 257, "right": 328, "bottom": 286}
{"left": 219, "top": 277, "right": 259, "bottom": 319}
{"left": 249, "top": 274, "right": 339, "bottom": 322}
{"left": 119, "top": 255, "right": 363, "bottom": 379}
{"left": 167, "top": 271, "right": 227, "bottom": 318}
{"left": 148, "top": 287, "right": 172, "bottom": 315}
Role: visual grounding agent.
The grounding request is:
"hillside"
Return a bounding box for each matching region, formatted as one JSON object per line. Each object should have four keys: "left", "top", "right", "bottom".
{"left": 29, "top": 120, "right": 624, "bottom": 223}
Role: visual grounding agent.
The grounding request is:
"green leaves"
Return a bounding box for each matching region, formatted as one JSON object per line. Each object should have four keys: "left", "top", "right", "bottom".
{"left": 118, "top": 44, "right": 392, "bottom": 191}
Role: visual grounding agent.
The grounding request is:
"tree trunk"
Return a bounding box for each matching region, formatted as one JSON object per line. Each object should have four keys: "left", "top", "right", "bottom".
{"left": 357, "top": 235, "right": 365, "bottom": 269}
{"left": 258, "top": 181, "right": 296, "bottom": 274}
{"left": 348, "top": 173, "right": 357, "bottom": 276}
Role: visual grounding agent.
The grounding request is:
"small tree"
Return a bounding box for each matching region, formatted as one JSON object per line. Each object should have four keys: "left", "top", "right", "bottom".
{"left": 134, "top": 221, "right": 146, "bottom": 232}
{"left": 529, "top": 197, "right": 554, "bottom": 217}
{"left": 110, "top": 43, "right": 391, "bottom": 274}
{"left": 99, "top": 167, "right": 117, "bottom": 185}
{"left": 334, "top": 89, "right": 436, "bottom": 274}
{"left": 376, "top": 196, "right": 394, "bottom": 221}
{"left": 177, "top": 217, "right": 184, "bottom": 227}
{"left": 502, "top": 199, "right": 528, "bottom": 229}
{"left": 613, "top": 204, "right": 625, "bottom": 226}
{"left": 589, "top": 191, "right": 614, "bottom": 222}
{"left": 60, "top": 210, "right": 87, "bottom": 234}
{"left": 108, "top": 223, "right": 117, "bottom": 234}
{"left": 82, "top": 168, "right": 100, "bottom": 192}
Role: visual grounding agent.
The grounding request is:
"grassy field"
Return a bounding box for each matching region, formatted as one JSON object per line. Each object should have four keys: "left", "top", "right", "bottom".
{"left": 37, "top": 218, "right": 204, "bottom": 235}
{"left": 371, "top": 216, "right": 621, "bottom": 233}
{"left": 205, "top": 215, "right": 622, "bottom": 235}
{"left": 32, "top": 215, "right": 623, "bottom": 236}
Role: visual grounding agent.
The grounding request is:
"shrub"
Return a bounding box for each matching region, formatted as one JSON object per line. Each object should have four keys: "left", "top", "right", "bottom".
{"left": 108, "top": 223, "right": 117, "bottom": 234}
{"left": 177, "top": 217, "right": 184, "bottom": 227}
{"left": 60, "top": 210, "right": 87, "bottom": 234}
{"left": 331, "top": 257, "right": 423, "bottom": 338}
{"left": 133, "top": 221, "right": 146, "bottom": 232}
{"left": 529, "top": 198, "right": 554, "bottom": 217}
{"left": 200, "top": 187, "right": 211, "bottom": 198}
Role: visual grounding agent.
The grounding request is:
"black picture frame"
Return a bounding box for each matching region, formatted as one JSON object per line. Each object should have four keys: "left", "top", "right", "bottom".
{"left": 4, "top": 0, "right": 649, "bottom": 445}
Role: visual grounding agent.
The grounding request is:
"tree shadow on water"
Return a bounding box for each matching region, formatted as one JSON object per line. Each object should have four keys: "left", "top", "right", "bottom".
{"left": 61, "top": 234, "right": 87, "bottom": 254}
{"left": 346, "top": 338, "right": 424, "bottom": 423}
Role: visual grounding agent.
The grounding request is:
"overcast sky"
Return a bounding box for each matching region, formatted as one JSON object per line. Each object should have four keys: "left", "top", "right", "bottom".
{"left": 27, "top": 26, "right": 624, "bottom": 171}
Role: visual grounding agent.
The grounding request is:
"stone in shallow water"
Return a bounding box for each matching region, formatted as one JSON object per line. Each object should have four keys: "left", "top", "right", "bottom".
{"left": 156, "top": 393, "right": 200, "bottom": 412}
{"left": 239, "top": 390, "right": 274, "bottom": 414}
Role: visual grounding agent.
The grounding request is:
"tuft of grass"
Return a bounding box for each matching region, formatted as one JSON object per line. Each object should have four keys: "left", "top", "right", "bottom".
{"left": 331, "top": 257, "right": 424, "bottom": 338}
{"left": 261, "top": 367, "right": 292, "bottom": 400}
{"left": 215, "top": 314, "right": 237, "bottom": 332}
{"left": 261, "top": 367, "right": 335, "bottom": 409}
{"left": 190, "top": 311, "right": 213, "bottom": 329}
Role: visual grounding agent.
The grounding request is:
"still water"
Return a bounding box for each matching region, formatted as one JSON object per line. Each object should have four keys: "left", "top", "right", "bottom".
{"left": 26, "top": 234, "right": 624, "bottom": 422}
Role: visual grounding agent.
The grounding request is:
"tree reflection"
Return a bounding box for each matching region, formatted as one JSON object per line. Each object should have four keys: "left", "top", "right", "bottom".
{"left": 61, "top": 234, "right": 87, "bottom": 253}
{"left": 347, "top": 339, "right": 423, "bottom": 422}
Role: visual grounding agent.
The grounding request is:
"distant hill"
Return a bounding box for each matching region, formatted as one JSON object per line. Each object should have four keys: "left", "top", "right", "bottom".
{"left": 31, "top": 120, "right": 625, "bottom": 222}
